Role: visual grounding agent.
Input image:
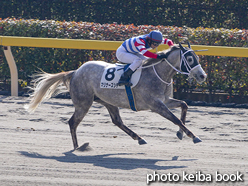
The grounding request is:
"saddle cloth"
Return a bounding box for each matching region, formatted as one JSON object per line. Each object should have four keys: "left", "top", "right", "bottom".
{"left": 100, "top": 63, "right": 142, "bottom": 89}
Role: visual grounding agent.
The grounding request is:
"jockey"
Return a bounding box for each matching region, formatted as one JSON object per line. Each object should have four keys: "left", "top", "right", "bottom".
{"left": 116, "top": 30, "right": 174, "bottom": 86}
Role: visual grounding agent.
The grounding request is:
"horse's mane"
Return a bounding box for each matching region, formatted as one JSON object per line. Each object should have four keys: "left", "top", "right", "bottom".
{"left": 142, "top": 44, "right": 180, "bottom": 67}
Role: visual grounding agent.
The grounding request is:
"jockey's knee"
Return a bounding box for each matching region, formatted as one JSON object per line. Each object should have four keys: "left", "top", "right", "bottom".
{"left": 129, "top": 59, "right": 142, "bottom": 71}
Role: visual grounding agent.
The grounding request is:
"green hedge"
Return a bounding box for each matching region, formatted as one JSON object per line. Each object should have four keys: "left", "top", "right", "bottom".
{"left": 1, "top": 0, "right": 247, "bottom": 29}
{"left": 0, "top": 18, "right": 248, "bottom": 102}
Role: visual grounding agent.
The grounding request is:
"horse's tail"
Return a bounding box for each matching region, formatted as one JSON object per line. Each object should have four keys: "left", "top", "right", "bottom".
{"left": 24, "top": 70, "right": 75, "bottom": 113}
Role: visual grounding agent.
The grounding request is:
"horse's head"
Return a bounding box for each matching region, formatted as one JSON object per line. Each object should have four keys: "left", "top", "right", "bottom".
{"left": 177, "top": 42, "right": 207, "bottom": 84}
{"left": 144, "top": 42, "right": 207, "bottom": 84}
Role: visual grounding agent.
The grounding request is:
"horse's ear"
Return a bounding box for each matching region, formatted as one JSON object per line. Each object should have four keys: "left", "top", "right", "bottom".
{"left": 187, "top": 42, "right": 191, "bottom": 49}
{"left": 179, "top": 43, "right": 186, "bottom": 52}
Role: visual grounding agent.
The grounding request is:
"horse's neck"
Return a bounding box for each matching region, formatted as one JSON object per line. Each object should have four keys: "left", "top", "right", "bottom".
{"left": 155, "top": 49, "right": 181, "bottom": 81}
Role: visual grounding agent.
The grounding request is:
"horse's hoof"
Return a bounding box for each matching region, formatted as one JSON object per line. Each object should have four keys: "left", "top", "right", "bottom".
{"left": 76, "top": 142, "right": 92, "bottom": 151}
{"left": 138, "top": 138, "right": 147, "bottom": 145}
{"left": 193, "top": 136, "right": 202, "bottom": 144}
{"left": 176, "top": 131, "right": 183, "bottom": 140}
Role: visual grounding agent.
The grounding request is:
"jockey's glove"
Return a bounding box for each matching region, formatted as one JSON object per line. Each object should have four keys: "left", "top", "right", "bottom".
{"left": 157, "top": 54, "right": 168, "bottom": 59}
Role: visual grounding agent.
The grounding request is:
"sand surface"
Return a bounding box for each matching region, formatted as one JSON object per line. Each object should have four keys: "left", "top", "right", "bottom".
{"left": 0, "top": 95, "right": 247, "bottom": 185}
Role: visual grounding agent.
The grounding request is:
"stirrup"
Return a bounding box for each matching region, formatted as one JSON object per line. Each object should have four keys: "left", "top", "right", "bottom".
{"left": 117, "top": 80, "right": 133, "bottom": 87}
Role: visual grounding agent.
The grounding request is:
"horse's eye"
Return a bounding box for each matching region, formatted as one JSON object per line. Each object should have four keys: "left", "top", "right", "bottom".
{"left": 187, "top": 56, "right": 194, "bottom": 65}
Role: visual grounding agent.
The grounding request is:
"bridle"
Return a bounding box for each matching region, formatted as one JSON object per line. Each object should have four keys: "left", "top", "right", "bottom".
{"left": 165, "top": 49, "right": 201, "bottom": 76}
{"left": 143, "top": 44, "right": 202, "bottom": 86}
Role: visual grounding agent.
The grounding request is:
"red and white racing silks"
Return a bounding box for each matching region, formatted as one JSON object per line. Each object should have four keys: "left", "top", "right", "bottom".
{"left": 121, "top": 34, "right": 173, "bottom": 59}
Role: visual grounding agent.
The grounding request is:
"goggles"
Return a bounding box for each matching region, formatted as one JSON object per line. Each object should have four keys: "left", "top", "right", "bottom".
{"left": 151, "top": 42, "right": 160, "bottom": 47}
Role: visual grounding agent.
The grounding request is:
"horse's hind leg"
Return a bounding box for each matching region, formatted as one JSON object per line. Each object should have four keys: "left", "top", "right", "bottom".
{"left": 165, "top": 98, "right": 188, "bottom": 140}
{"left": 95, "top": 98, "right": 147, "bottom": 145}
{"left": 69, "top": 100, "right": 93, "bottom": 150}
{"left": 69, "top": 107, "right": 88, "bottom": 150}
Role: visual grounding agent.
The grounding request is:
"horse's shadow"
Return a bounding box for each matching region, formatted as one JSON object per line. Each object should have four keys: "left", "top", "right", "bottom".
{"left": 18, "top": 150, "right": 196, "bottom": 170}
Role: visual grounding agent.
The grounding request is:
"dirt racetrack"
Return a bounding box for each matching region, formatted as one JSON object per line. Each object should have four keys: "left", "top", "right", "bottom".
{"left": 0, "top": 95, "right": 247, "bottom": 186}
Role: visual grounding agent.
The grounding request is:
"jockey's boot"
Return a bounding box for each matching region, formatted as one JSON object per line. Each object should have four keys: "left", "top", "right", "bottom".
{"left": 117, "top": 67, "right": 134, "bottom": 87}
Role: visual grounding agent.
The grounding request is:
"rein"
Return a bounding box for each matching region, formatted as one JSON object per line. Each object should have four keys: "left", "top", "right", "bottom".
{"left": 153, "top": 65, "right": 173, "bottom": 86}
{"left": 141, "top": 60, "right": 172, "bottom": 86}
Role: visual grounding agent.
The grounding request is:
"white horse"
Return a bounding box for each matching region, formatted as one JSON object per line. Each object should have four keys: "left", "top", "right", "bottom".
{"left": 25, "top": 43, "right": 207, "bottom": 150}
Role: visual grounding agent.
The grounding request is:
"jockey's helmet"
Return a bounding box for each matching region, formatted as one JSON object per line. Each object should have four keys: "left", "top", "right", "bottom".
{"left": 147, "top": 30, "right": 163, "bottom": 44}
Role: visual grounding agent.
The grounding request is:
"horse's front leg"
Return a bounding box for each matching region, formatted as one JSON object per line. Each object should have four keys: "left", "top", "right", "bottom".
{"left": 151, "top": 99, "right": 201, "bottom": 143}
{"left": 165, "top": 98, "right": 188, "bottom": 140}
